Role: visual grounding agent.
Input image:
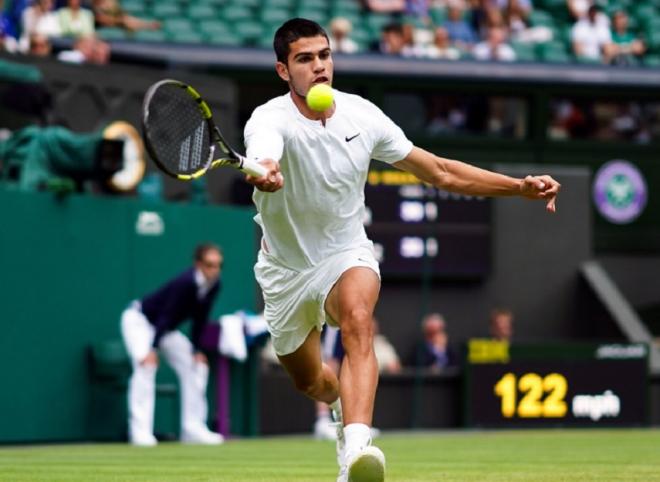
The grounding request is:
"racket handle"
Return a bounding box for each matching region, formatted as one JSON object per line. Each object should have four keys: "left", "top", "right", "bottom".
{"left": 240, "top": 157, "right": 268, "bottom": 178}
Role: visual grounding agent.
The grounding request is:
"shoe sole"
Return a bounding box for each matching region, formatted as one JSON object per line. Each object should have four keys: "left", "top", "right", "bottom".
{"left": 348, "top": 447, "right": 385, "bottom": 482}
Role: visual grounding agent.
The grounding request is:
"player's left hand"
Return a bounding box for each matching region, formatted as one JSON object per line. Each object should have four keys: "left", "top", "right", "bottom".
{"left": 246, "top": 158, "right": 284, "bottom": 193}
{"left": 520, "top": 175, "right": 561, "bottom": 213}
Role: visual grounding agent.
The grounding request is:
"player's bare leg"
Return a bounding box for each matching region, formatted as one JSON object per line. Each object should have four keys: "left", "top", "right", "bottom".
{"left": 277, "top": 328, "right": 339, "bottom": 405}
{"left": 325, "top": 266, "right": 384, "bottom": 482}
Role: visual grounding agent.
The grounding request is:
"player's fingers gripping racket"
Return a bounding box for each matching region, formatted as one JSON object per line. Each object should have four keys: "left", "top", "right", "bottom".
{"left": 142, "top": 79, "right": 267, "bottom": 180}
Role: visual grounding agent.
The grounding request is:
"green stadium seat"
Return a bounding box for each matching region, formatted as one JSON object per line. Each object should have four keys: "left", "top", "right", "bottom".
{"left": 163, "top": 18, "right": 194, "bottom": 33}
{"left": 296, "top": 9, "right": 329, "bottom": 25}
{"left": 511, "top": 42, "right": 537, "bottom": 62}
{"left": 302, "top": 0, "right": 330, "bottom": 9}
{"left": 332, "top": 0, "right": 362, "bottom": 12}
{"left": 222, "top": 5, "right": 253, "bottom": 22}
{"left": 205, "top": 31, "right": 243, "bottom": 46}
{"left": 121, "top": 0, "right": 147, "bottom": 16}
{"left": 263, "top": 0, "right": 295, "bottom": 9}
{"left": 644, "top": 55, "right": 660, "bottom": 67}
{"left": 132, "top": 29, "right": 167, "bottom": 42}
{"left": 538, "top": 41, "right": 572, "bottom": 63}
{"left": 429, "top": 7, "right": 447, "bottom": 26}
{"left": 233, "top": 20, "right": 265, "bottom": 44}
{"left": 188, "top": 4, "right": 218, "bottom": 20}
{"left": 151, "top": 3, "right": 182, "bottom": 19}
{"left": 97, "top": 27, "right": 128, "bottom": 41}
{"left": 167, "top": 31, "right": 205, "bottom": 44}
{"left": 529, "top": 10, "right": 555, "bottom": 28}
{"left": 260, "top": 7, "right": 291, "bottom": 24}
{"left": 231, "top": 0, "right": 260, "bottom": 7}
{"left": 199, "top": 19, "right": 230, "bottom": 35}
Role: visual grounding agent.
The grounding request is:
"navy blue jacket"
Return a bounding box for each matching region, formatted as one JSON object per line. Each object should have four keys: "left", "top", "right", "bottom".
{"left": 141, "top": 268, "right": 220, "bottom": 351}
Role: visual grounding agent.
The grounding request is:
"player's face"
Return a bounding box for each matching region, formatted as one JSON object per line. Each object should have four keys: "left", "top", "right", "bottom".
{"left": 277, "top": 35, "right": 333, "bottom": 99}
{"left": 197, "top": 249, "right": 223, "bottom": 283}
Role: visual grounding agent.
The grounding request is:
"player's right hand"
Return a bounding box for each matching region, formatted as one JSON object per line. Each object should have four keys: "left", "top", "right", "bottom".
{"left": 246, "top": 158, "right": 284, "bottom": 193}
{"left": 141, "top": 350, "right": 159, "bottom": 367}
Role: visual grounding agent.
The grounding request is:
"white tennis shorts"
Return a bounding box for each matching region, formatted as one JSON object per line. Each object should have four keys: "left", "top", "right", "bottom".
{"left": 254, "top": 242, "right": 380, "bottom": 356}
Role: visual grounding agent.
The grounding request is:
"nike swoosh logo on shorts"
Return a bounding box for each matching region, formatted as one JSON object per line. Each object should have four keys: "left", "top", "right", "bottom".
{"left": 345, "top": 133, "right": 360, "bottom": 142}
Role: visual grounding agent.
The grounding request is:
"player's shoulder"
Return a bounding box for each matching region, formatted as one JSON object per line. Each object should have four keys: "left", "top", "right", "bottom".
{"left": 251, "top": 93, "right": 291, "bottom": 118}
{"left": 335, "top": 89, "right": 380, "bottom": 112}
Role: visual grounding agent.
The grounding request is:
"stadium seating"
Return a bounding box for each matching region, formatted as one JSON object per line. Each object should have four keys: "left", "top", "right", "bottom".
{"left": 91, "top": 0, "right": 660, "bottom": 67}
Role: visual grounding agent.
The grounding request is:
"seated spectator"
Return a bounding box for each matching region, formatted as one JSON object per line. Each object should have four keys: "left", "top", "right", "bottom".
{"left": 571, "top": 4, "right": 612, "bottom": 62}
{"left": 443, "top": 0, "right": 477, "bottom": 51}
{"left": 364, "top": 0, "right": 406, "bottom": 13}
{"left": 505, "top": 0, "right": 553, "bottom": 44}
{"left": 566, "top": 0, "right": 590, "bottom": 21}
{"left": 328, "top": 17, "right": 359, "bottom": 54}
{"left": 27, "top": 32, "right": 52, "bottom": 57}
{"left": 92, "top": 0, "right": 160, "bottom": 32}
{"left": 58, "top": 35, "right": 110, "bottom": 64}
{"left": 373, "top": 318, "right": 402, "bottom": 374}
{"left": 58, "top": 0, "right": 94, "bottom": 38}
{"left": 20, "top": 0, "right": 60, "bottom": 51}
{"left": 416, "top": 313, "right": 457, "bottom": 372}
{"left": 425, "top": 26, "right": 461, "bottom": 59}
{"left": 473, "top": 26, "right": 516, "bottom": 61}
{"left": 374, "top": 22, "right": 407, "bottom": 55}
{"left": 489, "top": 307, "right": 514, "bottom": 342}
{"left": 606, "top": 10, "right": 645, "bottom": 66}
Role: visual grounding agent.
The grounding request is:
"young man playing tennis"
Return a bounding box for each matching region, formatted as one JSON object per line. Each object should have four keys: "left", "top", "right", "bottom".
{"left": 245, "top": 18, "right": 560, "bottom": 482}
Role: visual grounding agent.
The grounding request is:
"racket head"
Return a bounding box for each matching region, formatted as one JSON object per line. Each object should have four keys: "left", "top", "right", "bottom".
{"left": 142, "top": 79, "right": 218, "bottom": 180}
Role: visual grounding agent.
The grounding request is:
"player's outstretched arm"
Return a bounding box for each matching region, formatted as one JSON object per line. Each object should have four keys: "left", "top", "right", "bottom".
{"left": 245, "top": 158, "right": 284, "bottom": 192}
{"left": 393, "top": 146, "right": 560, "bottom": 213}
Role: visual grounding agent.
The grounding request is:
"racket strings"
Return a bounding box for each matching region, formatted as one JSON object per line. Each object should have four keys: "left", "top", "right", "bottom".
{"left": 146, "top": 84, "right": 211, "bottom": 176}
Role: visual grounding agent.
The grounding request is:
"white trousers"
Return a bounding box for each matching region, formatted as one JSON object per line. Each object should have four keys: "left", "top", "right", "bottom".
{"left": 120, "top": 306, "right": 210, "bottom": 440}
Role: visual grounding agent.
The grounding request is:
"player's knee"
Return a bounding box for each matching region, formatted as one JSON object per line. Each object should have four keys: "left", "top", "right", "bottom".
{"left": 340, "top": 308, "right": 374, "bottom": 352}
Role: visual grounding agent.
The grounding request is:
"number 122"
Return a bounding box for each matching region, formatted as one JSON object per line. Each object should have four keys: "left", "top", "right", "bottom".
{"left": 494, "top": 372, "right": 568, "bottom": 418}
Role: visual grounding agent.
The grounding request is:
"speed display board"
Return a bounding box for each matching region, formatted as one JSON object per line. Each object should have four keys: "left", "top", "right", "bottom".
{"left": 464, "top": 340, "right": 648, "bottom": 427}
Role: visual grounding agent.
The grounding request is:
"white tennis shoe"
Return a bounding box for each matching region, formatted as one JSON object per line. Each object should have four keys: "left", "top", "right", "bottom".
{"left": 346, "top": 446, "right": 386, "bottom": 482}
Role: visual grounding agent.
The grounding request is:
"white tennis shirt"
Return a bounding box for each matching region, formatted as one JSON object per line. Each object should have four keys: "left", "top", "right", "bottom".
{"left": 244, "top": 89, "right": 413, "bottom": 270}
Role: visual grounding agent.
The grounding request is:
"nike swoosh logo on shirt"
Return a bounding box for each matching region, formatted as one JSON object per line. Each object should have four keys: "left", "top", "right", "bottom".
{"left": 345, "top": 133, "right": 360, "bottom": 142}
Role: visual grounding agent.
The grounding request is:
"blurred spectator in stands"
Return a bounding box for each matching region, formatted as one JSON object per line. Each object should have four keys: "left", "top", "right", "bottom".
{"left": 401, "top": 21, "right": 429, "bottom": 57}
{"left": 373, "top": 318, "right": 402, "bottom": 374}
{"left": 329, "top": 17, "right": 359, "bottom": 54}
{"left": 571, "top": 4, "right": 612, "bottom": 63}
{"left": 92, "top": 0, "right": 160, "bottom": 32}
{"left": 0, "top": 0, "right": 19, "bottom": 53}
{"left": 425, "top": 26, "right": 461, "bottom": 59}
{"left": 489, "top": 307, "right": 514, "bottom": 342}
{"left": 505, "top": 0, "right": 552, "bottom": 44}
{"left": 443, "top": 0, "right": 477, "bottom": 52}
{"left": 58, "top": 35, "right": 110, "bottom": 64}
{"left": 58, "top": 0, "right": 94, "bottom": 38}
{"left": 416, "top": 313, "right": 456, "bottom": 372}
{"left": 473, "top": 25, "right": 516, "bottom": 61}
{"left": 374, "top": 22, "right": 407, "bottom": 55}
{"left": 20, "top": 0, "right": 60, "bottom": 51}
{"left": 606, "top": 10, "right": 645, "bottom": 67}
{"left": 364, "top": 0, "right": 406, "bottom": 13}
{"left": 566, "top": 0, "right": 590, "bottom": 21}
{"left": 27, "top": 32, "right": 52, "bottom": 56}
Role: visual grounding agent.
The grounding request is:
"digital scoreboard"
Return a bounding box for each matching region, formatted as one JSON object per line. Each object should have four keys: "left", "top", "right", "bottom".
{"left": 364, "top": 169, "right": 491, "bottom": 279}
{"left": 464, "top": 340, "right": 649, "bottom": 427}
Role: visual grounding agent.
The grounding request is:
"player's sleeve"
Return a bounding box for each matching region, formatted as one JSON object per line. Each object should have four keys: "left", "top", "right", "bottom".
{"left": 244, "top": 107, "right": 286, "bottom": 163}
{"left": 368, "top": 102, "right": 414, "bottom": 164}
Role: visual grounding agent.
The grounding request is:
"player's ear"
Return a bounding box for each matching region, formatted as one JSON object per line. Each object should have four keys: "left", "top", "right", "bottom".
{"left": 275, "top": 61, "right": 290, "bottom": 82}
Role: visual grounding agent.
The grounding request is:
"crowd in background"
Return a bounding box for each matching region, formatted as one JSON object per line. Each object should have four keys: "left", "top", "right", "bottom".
{"left": 0, "top": 0, "right": 655, "bottom": 67}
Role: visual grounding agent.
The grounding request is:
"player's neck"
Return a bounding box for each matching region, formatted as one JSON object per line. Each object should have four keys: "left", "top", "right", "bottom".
{"left": 289, "top": 91, "right": 335, "bottom": 124}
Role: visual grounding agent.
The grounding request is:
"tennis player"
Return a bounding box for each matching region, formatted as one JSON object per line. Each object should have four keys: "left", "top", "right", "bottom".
{"left": 244, "top": 18, "right": 560, "bottom": 482}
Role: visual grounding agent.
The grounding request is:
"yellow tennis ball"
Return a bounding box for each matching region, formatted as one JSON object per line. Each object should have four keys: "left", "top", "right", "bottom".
{"left": 306, "top": 84, "right": 334, "bottom": 112}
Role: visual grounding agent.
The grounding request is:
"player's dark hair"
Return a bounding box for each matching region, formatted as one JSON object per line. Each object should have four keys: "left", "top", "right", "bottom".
{"left": 194, "top": 242, "right": 222, "bottom": 262}
{"left": 274, "top": 18, "right": 329, "bottom": 64}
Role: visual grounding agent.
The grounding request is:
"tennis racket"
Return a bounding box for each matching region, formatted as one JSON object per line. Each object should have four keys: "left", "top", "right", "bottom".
{"left": 141, "top": 79, "right": 267, "bottom": 180}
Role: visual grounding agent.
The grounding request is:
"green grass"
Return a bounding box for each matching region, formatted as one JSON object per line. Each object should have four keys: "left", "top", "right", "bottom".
{"left": 1, "top": 429, "right": 660, "bottom": 481}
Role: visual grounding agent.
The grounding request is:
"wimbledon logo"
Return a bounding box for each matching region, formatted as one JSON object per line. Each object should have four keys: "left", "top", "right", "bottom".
{"left": 593, "top": 160, "right": 647, "bottom": 224}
